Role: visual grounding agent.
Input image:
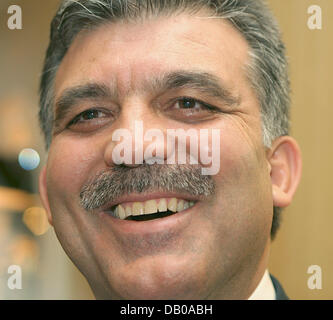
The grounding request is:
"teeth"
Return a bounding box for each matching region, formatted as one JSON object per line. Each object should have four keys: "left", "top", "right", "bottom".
{"left": 132, "top": 202, "right": 144, "bottom": 216}
{"left": 177, "top": 199, "right": 184, "bottom": 212}
{"left": 116, "top": 205, "right": 126, "bottom": 220}
{"left": 145, "top": 200, "right": 158, "bottom": 214}
{"left": 158, "top": 198, "right": 168, "bottom": 212}
{"left": 167, "top": 198, "right": 178, "bottom": 212}
{"left": 125, "top": 206, "right": 132, "bottom": 218}
{"left": 112, "top": 198, "right": 196, "bottom": 219}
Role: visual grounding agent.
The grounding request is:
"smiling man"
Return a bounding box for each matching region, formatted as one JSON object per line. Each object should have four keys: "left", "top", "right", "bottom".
{"left": 38, "top": 0, "right": 302, "bottom": 300}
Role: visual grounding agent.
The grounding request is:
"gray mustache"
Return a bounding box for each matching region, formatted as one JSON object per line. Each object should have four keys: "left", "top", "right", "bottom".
{"left": 80, "top": 164, "right": 215, "bottom": 210}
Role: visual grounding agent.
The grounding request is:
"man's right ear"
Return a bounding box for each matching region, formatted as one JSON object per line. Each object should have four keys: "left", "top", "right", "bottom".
{"left": 39, "top": 166, "right": 53, "bottom": 226}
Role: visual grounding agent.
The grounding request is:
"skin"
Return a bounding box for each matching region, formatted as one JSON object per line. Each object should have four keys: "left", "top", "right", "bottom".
{"left": 39, "top": 12, "right": 302, "bottom": 299}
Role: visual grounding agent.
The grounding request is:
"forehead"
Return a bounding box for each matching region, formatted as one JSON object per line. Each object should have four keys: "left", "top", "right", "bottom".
{"left": 55, "top": 12, "right": 250, "bottom": 100}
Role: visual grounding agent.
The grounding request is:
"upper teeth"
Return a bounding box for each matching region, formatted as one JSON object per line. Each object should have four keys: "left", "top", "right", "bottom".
{"left": 109, "top": 198, "right": 195, "bottom": 220}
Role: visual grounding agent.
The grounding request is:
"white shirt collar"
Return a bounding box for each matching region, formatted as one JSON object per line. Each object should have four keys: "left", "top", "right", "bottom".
{"left": 248, "top": 270, "right": 276, "bottom": 300}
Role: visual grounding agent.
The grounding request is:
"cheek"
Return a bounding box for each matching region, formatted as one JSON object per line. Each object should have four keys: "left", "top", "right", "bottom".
{"left": 207, "top": 127, "right": 272, "bottom": 259}
{"left": 218, "top": 115, "right": 267, "bottom": 179}
{"left": 213, "top": 120, "right": 272, "bottom": 223}
{"left": 221, "top": 136, "right": 255, "bottom": 179}
{"left": 46, "top": 138, "right": 102, "bottom": 200}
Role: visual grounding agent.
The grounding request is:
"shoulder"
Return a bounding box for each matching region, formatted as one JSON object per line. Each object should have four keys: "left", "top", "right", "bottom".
{"left": 270, "top": 274, "right": 289, "bottom": 300}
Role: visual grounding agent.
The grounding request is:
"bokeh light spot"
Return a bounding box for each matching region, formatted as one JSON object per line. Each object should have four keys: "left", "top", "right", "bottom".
{"left": 23, "top": 207, "right": 50, "bottom": 236}
{"left": 18, "top": 148, "right": 40, "bottom": 170}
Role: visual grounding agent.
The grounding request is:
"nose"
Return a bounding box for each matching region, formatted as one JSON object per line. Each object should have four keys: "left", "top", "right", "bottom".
{"left": 103, "top": 102, "right": 173, "bottom": 168}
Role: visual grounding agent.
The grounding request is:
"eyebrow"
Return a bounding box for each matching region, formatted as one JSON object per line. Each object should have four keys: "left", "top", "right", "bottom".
{"left": 54, "top": 70, "right": 240, "bottom": 129}
{"left": 155, "top": 70, "right": 240, "bottom": 106}
{"left": 54, "top": 83, "right": 113, "bottom": 128}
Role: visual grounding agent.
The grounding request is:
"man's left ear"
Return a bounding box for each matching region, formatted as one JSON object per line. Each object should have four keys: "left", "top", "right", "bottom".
{"left": 39, "top": 165, "right": 53, "bottom": 226}
{"left": 268, "top": 136, "right": 302, "bottom": 207}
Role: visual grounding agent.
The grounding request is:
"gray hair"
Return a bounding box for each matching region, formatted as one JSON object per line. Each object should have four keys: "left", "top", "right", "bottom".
{"left": 39, "top": 0, "right": 290, "bottom": 239}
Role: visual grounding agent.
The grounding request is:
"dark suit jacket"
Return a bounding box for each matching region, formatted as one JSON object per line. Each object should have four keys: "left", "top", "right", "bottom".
{"left": 270, "top": 274, "right": 289, "bottom": 300}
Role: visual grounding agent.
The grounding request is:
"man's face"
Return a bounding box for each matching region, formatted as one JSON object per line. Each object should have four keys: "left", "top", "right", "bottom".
{"left": 43, "top": 13, "right": 274, "bottom": 299}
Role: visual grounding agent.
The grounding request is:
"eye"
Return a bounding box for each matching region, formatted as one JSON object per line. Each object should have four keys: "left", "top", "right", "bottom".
{"left": 175, "top": 98, "right": 201, "bottom": 110}
{"left": 165, "top": 97, "right": 221, "bottom": 122}
{"left": 67, "top": 108, "right": 113, "bottom": 132}
{"left": 173, "top": 97, "right": 220, "bottom": 112}
{"left": 69, "top": 109, "right": 104, "bottom": 124}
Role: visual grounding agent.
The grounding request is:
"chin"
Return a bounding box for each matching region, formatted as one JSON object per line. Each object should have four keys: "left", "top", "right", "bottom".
{"left": 92, "top": 257, "right": 210, "bottom": 300}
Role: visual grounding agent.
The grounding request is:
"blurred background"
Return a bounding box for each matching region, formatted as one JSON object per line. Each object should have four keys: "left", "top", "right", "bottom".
{"left": 0, "top": 0, "right": 332, "bottom": 299}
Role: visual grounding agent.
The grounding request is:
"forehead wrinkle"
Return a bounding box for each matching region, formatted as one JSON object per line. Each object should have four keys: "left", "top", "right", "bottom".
{"left": 54, "top": 13, "right": 246, "bottom": 113}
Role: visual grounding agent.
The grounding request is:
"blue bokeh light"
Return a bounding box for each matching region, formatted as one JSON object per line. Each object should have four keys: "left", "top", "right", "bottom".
{"left": 18, "top": 148, "right": 40, "bottom": 171}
